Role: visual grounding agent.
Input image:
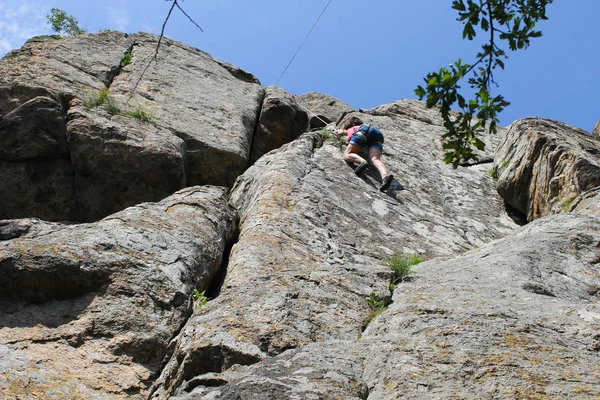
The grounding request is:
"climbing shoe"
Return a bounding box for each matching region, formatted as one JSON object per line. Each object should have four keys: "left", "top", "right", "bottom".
{"left": 354, "top": 161, "right": 368, "bottom": 176}
{"left": 379, "top": 174, "right": 393, "bottom": 191}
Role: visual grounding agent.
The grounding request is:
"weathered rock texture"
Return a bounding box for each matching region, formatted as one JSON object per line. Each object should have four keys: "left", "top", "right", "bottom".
{"left": 494, "top": 118, "right": 600, "bottom": 221}
{"left": 593, "top": 119, "right": 600, "bottom": 137}
{"left": 249, "top": 86, "right": 308, "bottom": 165}
{"left": 0, "top": 31, "right": 264, "bottom": 222}
{"left": 1, "top": 31, "right": 599, "bottom": 400}
{"left": 151, "top": 100, "right": 522, "bottom": 398}
{"left": 0, "top": 186, "right": 236, "bottom": 399}
{"left": 361, "top": 211, "right": 600, "bottom": 399}
{"left": 296, "top": 91, "right": 354, "bottom": 129}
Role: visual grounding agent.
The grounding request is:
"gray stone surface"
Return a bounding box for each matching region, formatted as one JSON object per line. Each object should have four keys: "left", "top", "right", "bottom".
{"left": 0, "top": 186, "right": 236, "bottom": 399}
{"left": 66, "top": 100, "right": 187, "bottom": 221}
{"left": 494, "top": 118, "right": 600, "bottom": 221}
{"left": 593, "top": 119, "right": 600, "bottom": 137}
{"left": 363, "top": 212, "right": 600, "bottom": 399}
{"left": 109, "top": 32, "right": 264, "bottom": 187}
{"left": 152, "top": 100, "right": 520, "bottom": 398}
{"left": 2, "top": 30, "right": 599, "bottom": 400}
{"left": 249, "top": 86, "right": 308, "bottom": 165}
{"left": 0, "top": 31, "right": 264, "bottom": 222}
{"left": 296, "top": 91, "right": 353, "bottom": 129}
{"left": 171, "top": 341, "right": 367, "bottom": 399}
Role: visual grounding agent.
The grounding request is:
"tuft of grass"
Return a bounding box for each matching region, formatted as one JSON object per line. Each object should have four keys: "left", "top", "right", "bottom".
{"left": 387, "top": 253, "right": 422, "bottom": 284}
{"left": 488, "top": 168, "right": 499, "bottom": 181}
{"left": 103, "top": 95, "right": 122, "bottom": 116}
{"left": 562, "top": 198, "right": 573, "bottom": 212}
{"left": 321, "top": 128, "right": 335, "bottom": 141}
{"left": 121, "top": 52, "right": 132, "bottom": 67}
{"left": 81, "top": 87, "right": 111, "bottom": 110}
{"left": 192, "top": 289, "right": 208, "bottom": 309}
{"left": 128, "top": 104, "right": 154, "bottom": 123}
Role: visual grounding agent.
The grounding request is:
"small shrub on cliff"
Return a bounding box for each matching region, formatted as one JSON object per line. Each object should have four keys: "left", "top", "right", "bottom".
{"left": 192, "top": 289, "right": 208, "bottom": 309}
{"left": 121, "top": 53, "right": 133, "bottom": 67}
{"left": 46, "top": 8, "right": 85, "bottom": 37}
{"left": 387, "top": 253, "right": 422, "bottom": 284}
{"left": 321, "top": 128, "right": 335, "bottom": 142}
{"left": 363, "top": 292, "right": 389, "bottom": 330}
{"left": 81, "top": 88, "right": 122, "bottom": 115}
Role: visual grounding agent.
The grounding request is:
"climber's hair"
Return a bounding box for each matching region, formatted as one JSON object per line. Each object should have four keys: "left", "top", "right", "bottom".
{"left": 343, "top": 116, "right": 363, "bottom": 130}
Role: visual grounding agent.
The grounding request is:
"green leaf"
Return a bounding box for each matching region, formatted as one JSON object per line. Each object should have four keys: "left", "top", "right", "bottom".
{"left": 481, "top": 17, "right": 489, "bottom": 31}
{"left": 415, "top": 86, "right": 426, "bottom": 99}
{"left": 473, "top": 138, "right": 486, "bottom": 150}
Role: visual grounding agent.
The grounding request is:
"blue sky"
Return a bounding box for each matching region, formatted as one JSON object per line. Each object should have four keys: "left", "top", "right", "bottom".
{"left": 1, "top": 0, "right": 598, "bottom": 132}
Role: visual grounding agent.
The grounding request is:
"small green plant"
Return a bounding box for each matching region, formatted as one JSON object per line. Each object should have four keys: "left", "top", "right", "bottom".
{"left": 363, "top": 292, "right": 389, "bottom": 330}
{"left": 192, "top": 289, "right": 208, "bottom": 309}
{"left": 121, "top": 53, "right": 133, "bottom": 67}
{"left": 46, "top": 8, "right": 85, "bottom": 37}
{"left": 321, "top": 128, "right": 335, "bottom": 141}
{"left": 387, "top": 253, "right": 422, "bottom": 284}
{"left": 562, "top": 198, "right": 573, "bottom": 212}
{"left": 129, "top": 104, "right": 154, "bottom": 123}
{"left": 488, "top": 168, "right": 499, "bottom": 181}
{"left": 81, "top": 88, "right": 111, "bottom": 110}
{"left": 500, "top": 157, "right": 512, "bottom": 169}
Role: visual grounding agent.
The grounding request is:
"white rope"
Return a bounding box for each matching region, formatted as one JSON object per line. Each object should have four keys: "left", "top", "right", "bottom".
{"left": 274, "top": 0, "right": 333, "bottom": 86}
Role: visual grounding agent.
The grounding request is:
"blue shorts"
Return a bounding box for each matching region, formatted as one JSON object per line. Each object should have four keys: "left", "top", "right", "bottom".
{"left": 349, "top": 124, "right": 384, "bottom": 151}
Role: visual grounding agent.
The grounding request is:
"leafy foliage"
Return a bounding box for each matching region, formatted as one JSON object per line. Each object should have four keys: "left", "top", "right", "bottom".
{"left": 46, "top": 8, "right": 85, "bottom": 37}
{"left": 415, "top": 0, "right": 553, "bottom": 167}
{"left": 192, "top": 289, "right": 208, "bottom": 309}
{"left": 121, "top": 53, "right": 133, "bottom": 67}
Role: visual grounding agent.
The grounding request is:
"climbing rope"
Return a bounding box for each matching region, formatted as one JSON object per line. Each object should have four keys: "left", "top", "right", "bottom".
{"left": 275, "top": 0, "right": 333, "bottom": 86}
{"left": 273, "top": 0, "right": 350, "bottom": 131}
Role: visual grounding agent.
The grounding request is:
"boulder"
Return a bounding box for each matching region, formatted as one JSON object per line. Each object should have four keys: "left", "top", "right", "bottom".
{"left": 249, "top": 86, "right": 309, "bottom": 164}
{"left": 494, "top": 118, "right": 600, "bottom": 221}
{"left": 0, "top": 186, "right": 236, "bottom": 399}
{"left": 296, "top": 91, "right": 353, "bottom": 129}
{"left": 593, "top": 119, "right": 600, "bottom": 137}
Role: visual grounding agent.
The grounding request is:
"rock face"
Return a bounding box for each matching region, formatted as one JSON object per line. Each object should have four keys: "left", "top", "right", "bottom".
{"left": 593, "top": 119, "right": 600, "bottom": 137}
{"left": 150, "top": 101, "right": 520, "bottom": 398}
{"left": 249, "top": 86, "right": 309, "bottom": 165}
{"left": 0, "top": 31, "right": 264, "bottom": 222}
{"left": 362, "top": 212, "right": 600, "bottom": 399}
{"left": 0, "top": 186, "right": 236, "bottom": 399}
{"left": 296, "top": 91, "right": 354, "bottom": 129}
{"left": 1, "top": 32, "right": 600, "bottom": 400}
{"left": 494, "top": 118, "right": 600, "bottom": 221}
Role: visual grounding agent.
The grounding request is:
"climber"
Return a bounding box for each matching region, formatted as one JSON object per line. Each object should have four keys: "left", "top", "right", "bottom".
{"left": 335, "top": 116, "right": 394, "bottom": 191}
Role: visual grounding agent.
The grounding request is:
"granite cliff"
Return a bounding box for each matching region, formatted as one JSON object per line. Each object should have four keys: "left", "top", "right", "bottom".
{"left": 1, "top": 31, "right": 599, "bottom": 399}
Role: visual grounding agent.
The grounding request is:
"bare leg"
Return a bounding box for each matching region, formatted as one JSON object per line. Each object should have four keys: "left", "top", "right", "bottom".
{"left": 369, "top": 147, "right": 388, "bottom": 180}
{"left": 343, "top": 144, "right": 366, "bottom": 165}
